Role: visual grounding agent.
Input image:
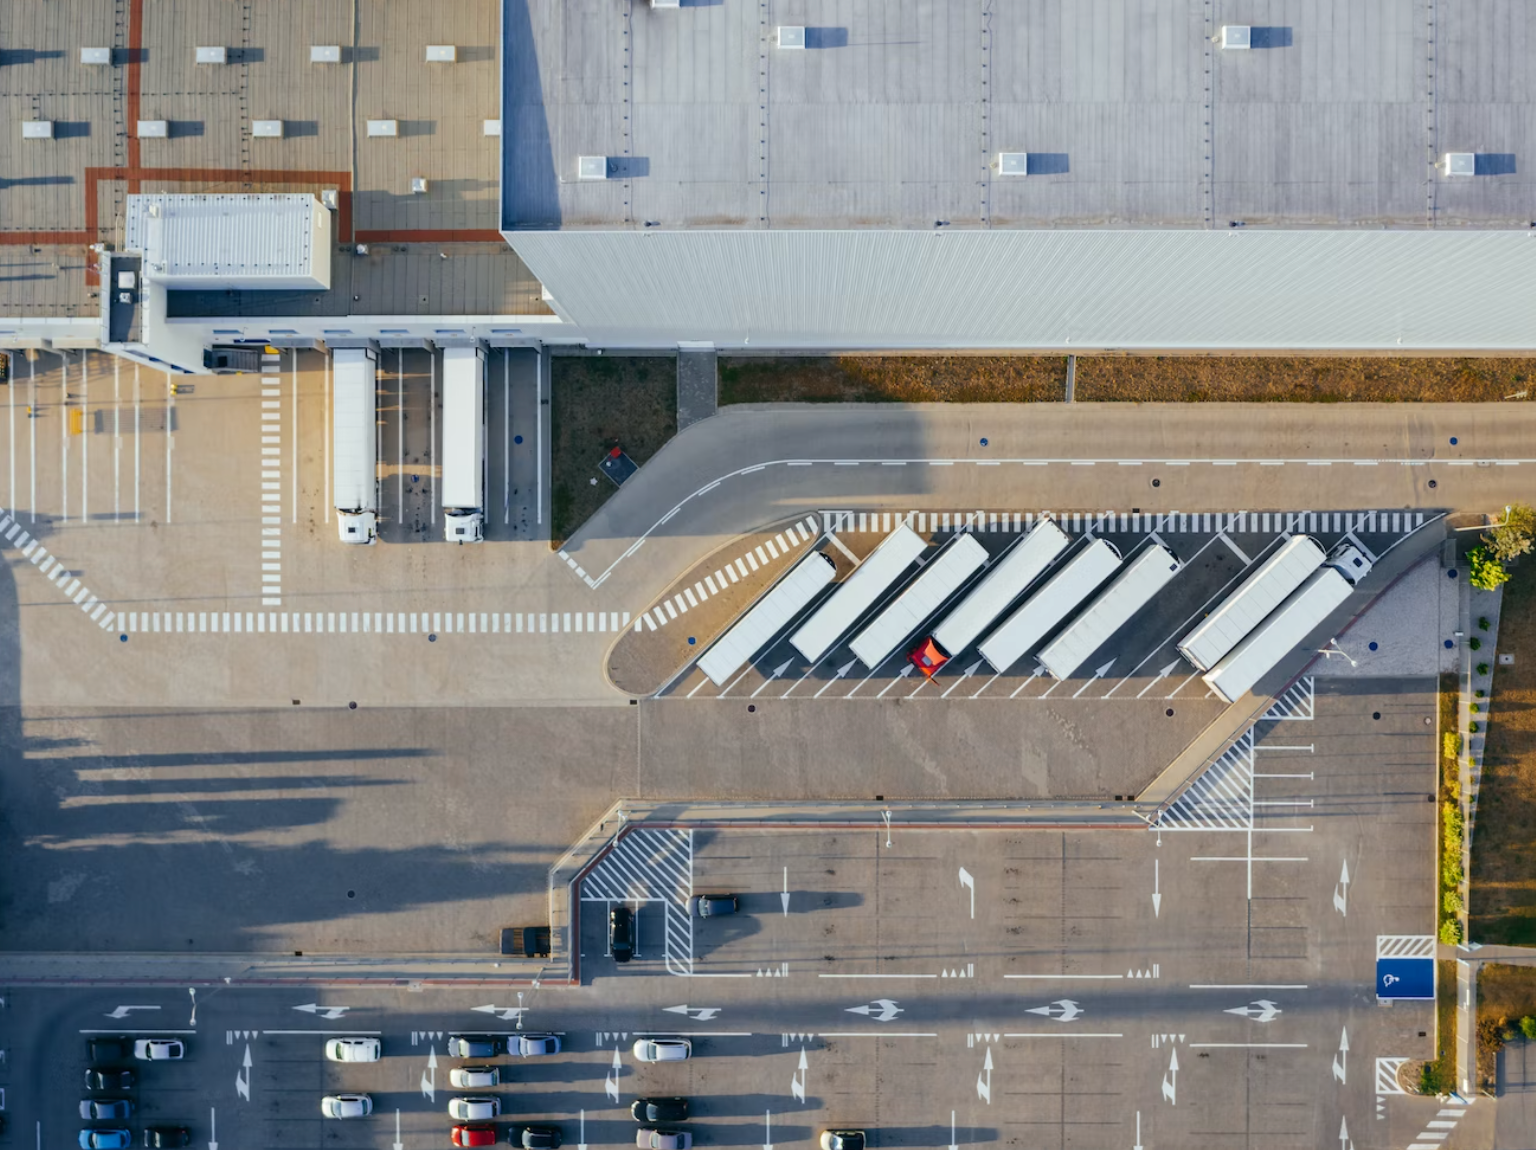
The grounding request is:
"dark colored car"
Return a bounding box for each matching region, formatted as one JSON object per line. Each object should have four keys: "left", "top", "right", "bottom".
{"left": 88, "top": 1038, "right": 131, "bottom": 1063}
{"left": 447, "top": 1035, "right": 503, "bottom": 1059}
{"left": 631, "top": 1099, "right": 689, "bottom": 1123}
{"left": 86, "top": 1068, "right": 137, "bottom": 1090}
{"left": 80, "top": 1100, "right": 134, "bottom": 1121}
{"left": 690, "top": 895, "right": 738, "bottom": 918}
{"left": 515, "top": 1127, "right": 563, "bottom": 1150}
{"left": 609, "top": 906, "right": 634, "bottom": 963}
{"left": 144, "top": 1128, "right": 191, "bottom": 1148}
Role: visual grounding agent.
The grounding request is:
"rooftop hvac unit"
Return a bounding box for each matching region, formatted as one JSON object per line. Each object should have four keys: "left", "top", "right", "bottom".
{"left": 777, "top": 26, "right": 806, "bottom": 48}
{"left": 321, "top": 189, "right": 339, "bottom": 209}
{"left": 367, "top": 119, "right": 399, "bottom": 138}
{"left": 410, "top": 177, "right": 429, "bottom": 194}
{"left": 1220, "top": 25, "right": 1251, "bottom": 49}
{"left": 117, "top": 270, "right": 137, "bottom": 290}
{"left": 252, "top": 120, "right": 284, "bottom": 138}
{"left": 483, "top": 120, "right": 502, "bottom": 136}
{"left": 310, "top": 45, "right": 342, "bottom": 63}
{"left": 578, "top": 155, "right": 610, "bottom": 181}
{"left": 22, "top": 121, "right": 54, "bottom": 140}
{"left": 80, "top": 47, "right": 112, "bottom": 65}
{"left": 136, "top": 120, "right": 169, "bottom": 138}
{"left": 996, "top": 152, "right": 1029, "bottom": 176}
{"left": 195, "top": 46, "right": 228, "bottom": 64}
{"left": 425, "top": 45, "right": 458, "bottom": 63}
{"left": 1443, "top": 152, "right": 1476, "bottom": 177}
{"left": 651, "top": 0, "right": 681, "bottom": 7}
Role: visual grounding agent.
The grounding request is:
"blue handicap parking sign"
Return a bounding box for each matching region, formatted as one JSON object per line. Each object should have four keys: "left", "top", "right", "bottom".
{"left": 1377, "top": 957, "right": 1435, "bottom": 1000}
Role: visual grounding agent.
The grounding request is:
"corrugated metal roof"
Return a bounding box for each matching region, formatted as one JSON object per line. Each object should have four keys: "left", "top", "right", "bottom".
{"left": 125, "top": 194, "right": 324, "bottom": 287}
{"left": 509, "top": 229, "right": 1536, "bottom": 350}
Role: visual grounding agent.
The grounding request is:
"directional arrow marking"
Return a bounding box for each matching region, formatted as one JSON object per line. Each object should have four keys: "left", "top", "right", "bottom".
{"left": 763, "top": 1110, "right": 773, "bottom": 1150}
{"left": 420, "top": 1047, "right": 437, "bottom": 1102}
{"left": 1136, "top": 660, "right": 1183, "bottom": 700}
{"left": 791, "top": 1046, "right": 808, "bottom": 1104}
{"left": 1152, "top": 859, "right": 1161, "bottom": 918}
{"left": 1338, "top": 1115, "right": 1350, "bottom": 1150}
{"left": 846, "top": 999, "right": 903, "bottom": 1023}
{"left": 813, "top": 661, "right": 856, "bottom": 698}
{"left": 578, "top": 1110, "right": 587, "bottom": 1150}
{"left": 977, "top": 1047, "right": 993, "bottom": 1104}
{"left": 1332, "top": 1028, "right": 1349, "bottom": 1085}
{"left": 948, "top": 1110, "right": 958, "bottom": 1150}
{"left": 392, "top": 1110, "right": 403, "bottom": 1150}
{"left": 940, "top": 661, "right": 983, "bottom": 698}
{"left": 605, "top": 1046, "right": 621, "bottom": 1103}
{"left": 235, "top": 1045, "right": 252, "bottom": 1102}
{"left": 294, "top": 1003, "right": 349, "bottom": 1021}
{"left": 664, "top": 1005, "right": 721, "bottom": 1021}
{"left": 1132, "top": 1111, "right": 1143, "bottom": 1150}
{"left": 752, "top": 662, "right": 792, "bottom": 699}
{"left": 958, "top": 867, "right": 975, "bottom": 919}
{"left": 1333, "top": 859, "right": 1350, "bottom": 917}
{"left": 1025, "top": 1000, "right": 1083, "bottom": 1022}
{"left": 782, "top": 867, "right": 790, "bottom": 917}
{"left": 472, "top": 1004, "right": 524, "bottom": 1021}
{"left": 1072, "top": 659, "right": 1115, "bottom": 699}
{"left": 208, "top": 1108, "right": 217, "bottom": 1150}
{"left": 106, "top": 1005, "right": 161, "bottom": 1019}
{"left": 1224, "top": 1000, "right": 1282, "bottom": 1023}
{"left": 876, "top": 664, "right": 914, "bottom": 699}
{"left": 1161, "top": 1048, "right": 1178, "bottom": 1106}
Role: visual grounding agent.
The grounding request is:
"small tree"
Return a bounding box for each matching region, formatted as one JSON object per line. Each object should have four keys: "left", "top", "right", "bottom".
{"left": 1521, "top": 1016, "right": 1536, "bottom": 1041}
{"left": 1486, "top": 501, "right": 1535, "bottom": 563}
{"left": 1469, "top": 545, "right": 1511, "bottom": 591}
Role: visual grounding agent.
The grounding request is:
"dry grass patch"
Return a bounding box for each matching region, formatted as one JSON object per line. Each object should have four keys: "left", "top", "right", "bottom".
{"left": 1074, "top": 356, "right": 1534, "bottom": 402}
{"left": 719, "top": 355, "right": 1066, "bottom": 404}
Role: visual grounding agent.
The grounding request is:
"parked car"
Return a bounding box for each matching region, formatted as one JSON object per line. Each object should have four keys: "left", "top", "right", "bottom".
{"left": 609, "top": 906, "right": 633, "bottom": 963}
{"left": 325, "top": 1037, "right": 381, "bottom": 1063}
{"left": 448, "top": 1035, "right": 503, "bottom": 1059}
{"left": 79, "top": 1130, "right": 132, "bottom": 1149}
{"left": 514, "top": 1127, "right": 563, "bottom": 1150}
{"left": 515, "top": 1034, "right": 561, "bottom": 1057}
{"left": 88, "top": 1039, "right": 131, "bottom": 1063}
{"left": 631, "top": 1099, "right": 688, "bottom": 1123}
{"left": 144, "top": 1128, "right": 191, "bottom": 1148}
{"left": 453, "top": 1127, "right": 497, "bottom": 1148}
{"left": 80, "top": 1100, "right": 134, "bottom": 1121}
{"left": 632, "top": 1038, "right": 691, "bottom": 1063}
{"left": 450, "top": 1066, "right": 500, "bottom": 1088}
{"left": 320, "top": 1094, "right": 372, "bottom": 1119}
{"left": 86, "top": 1068, "right": 136, "bottom": 1090}
{"left": 690, "top": 895, "right": 738, "bottom": 918}
{"left": 134, "top": 1039, "right": 185, "bottom": 1061}
{"left": 448, "top": 1098, "right": 501, "bottom": 1122}
{"left": 636, "top": 1131, "right": 691, "bottom": 1150}
{"left": 820, "top": 1133, "right": 865, "bottom": 1150}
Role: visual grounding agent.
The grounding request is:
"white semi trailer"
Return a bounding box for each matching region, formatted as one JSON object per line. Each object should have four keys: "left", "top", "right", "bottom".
{"left": 1037, "top": 542, "right": 1181, "bottom": 680}
{"left": 697, "top": 550, "right": 837, "bottom": 687}
{"left": 332, "top": 347, "right": 379, "bottom": 544}
{"left": 442, "top": 346, "right": 487, "bottom": 543}
{"left": 849, "top": 533, "right": 988, "bottom": 669}
{"left": 1202, "top": 543, "right": 1373, "bottom": 704}
{"left": 790, "top": 523, "right": 926, "bottom": 664}
{"left": 1177, "top": 534, "right": 1327, "bottom": 672}
{"left": 977, "top": 537, "right": 1123, "bottom": 673}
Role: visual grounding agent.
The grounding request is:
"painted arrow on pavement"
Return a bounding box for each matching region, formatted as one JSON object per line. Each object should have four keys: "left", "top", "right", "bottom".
{"left": 578, "top": 1110, "right": 587, "bottom": 1150}
{"left": 106, "top": 1005, "right": 161, "bottom": 1019}
{"left": 605, "top": 1046, "right": 621, "bottom": 1103}
{"left": 663, "top": 1005, "right": 721, "bottom": 1021}
{"left": 235, "top": 1045, "right": 252, "bottom": 1102}
{"left": 420, "top": 1047, "right": 437, "bottom": 1102}
{"left": 876, "top": 663, "right": 915, "bottom": 699}
{"left": 940, "top": 661, "right": 983, "bottom": 698}
{"left": 781, "top": 867, "right": 790, "bottom": 916}
{"left": 948, "top": 1110, "right": 958, "bottom": 1150}
{"left": 208, "top": 1108, "right": 217, "bottom": 1150}
{"left": 1026, "top": 1000, "right": 1083, "bottom": 1022}
{"left": 472, "top": 1004, "right": 524, "bottom": 1021}
{"left": 752, "top": 662, "right": 792, "bottom": 699}
{"left": 1224, "top": 1000, "right": 1282, "bottom": 1023}
{"left": 392, "top": 1110, "right": 402, "bottom": 1150}
{"left": 1072, "top": 659, "right": 1116, "bottom": 699}
{"left": 1161, "top": 1048, "right": 1178, "bottom": 1105}
{"left": 294, "top": 1003, "right": 349, "bottom": 1020}
{"left": 1332, "top": 1028, "right": 1348, "bottom": 1084}
{"left": 977, "top": 1047, "right": 993, "bottom": 1104}
{"left": 813, "top": 661, "right": 857, "bottom": 698}
{"left": 1333, "top": 859, "right": 1350, "bottom": 916}
{"left": 763, "top": 1110, "right": 773, "bottom": 1150}
{"left": 1135, "top": 660, "right": 1183, "bottom": 700}
{"left": 1152, "top": 859, "right": 1161, "bottom": 917}
{"left": 791, "top": 1046, "right": 807, "bottom": 1103}
{"left": 846, "top": 999, "right": 903, "bottom": 1023}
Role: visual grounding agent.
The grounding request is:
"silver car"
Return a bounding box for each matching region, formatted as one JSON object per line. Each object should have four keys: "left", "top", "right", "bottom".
{"left": 325, "top": 1037, "right": 381, "bottom": 1063}
{"left": 450, "top": 1066, "right": 500, "bottom": 1088}
{"left": 637, "top": 1131, "right": 692, "bottom": 1150}
{"left": 321, "top": 1094, "right": 373, "bottom": 1119}
{"left": 515, "top": 1034, "right": 561, "bottom": 1057}
{"left": 632, "top": 1038, "right": 691, "bottom": 1063}
{"left": 134, "top": 1039, "right": 185, "bottom": 1061}
{"left": 449, "top": 1098, "right": 501, "bottom": 1122}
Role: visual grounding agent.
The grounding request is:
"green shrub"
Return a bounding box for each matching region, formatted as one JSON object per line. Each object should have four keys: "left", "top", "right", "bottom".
{"left": 1479, "top": 663, "right": 1491, "bottom": 676}
{"left": 1469, "top": 636, "right": 1483, "bottom": 651}
{"left": 1480, "top": 616, "right": 1492, "bottom": 631}
{"left": 1476, "top": 689, "right": 1486, "bottom": 698}
{"left": 1521, "top": 1017, "right": 1536, "bottom": 1041}
{"left": 1469, "top": 546, "right": 1511, "bottom": 591}
{"left": 1439, "top": 918, "right": 1464, "bottom": 945}
{"left": 1444, "top": 732, "right": 1462, "bottom": 760}
{"left": 1471, "top": 722, "right": 1481, "bottom": 734}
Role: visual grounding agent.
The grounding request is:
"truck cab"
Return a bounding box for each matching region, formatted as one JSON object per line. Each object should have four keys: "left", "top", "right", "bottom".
{"left": 1326, "top": 543, "right": 1373, "bottom": 584}
{"left": 445, "top": 510, "right": 484, "bottom": 544}
{"left": 338, "top": 510, "right": 378, "bottom": 545}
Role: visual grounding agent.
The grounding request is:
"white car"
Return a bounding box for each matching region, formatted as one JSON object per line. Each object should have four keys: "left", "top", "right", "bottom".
{"left": 632, "top": 1038, "right": 691, "bottom": 1063}
{"left": 448, "top": 1098, "right": 501, "bottom": 1122}
{"left": 325, "top": 1037, "right": 381, "bottom": 1063}
{"left": 134, "top": 1039, "right": 185, "bottom": 1061}
{"left": 515, "top": 1034, "right": 561, "bottom": 1057}
{"left": 321, "top": 1094, "right": 373, "bottom": 1119}
{"left": 450, "top": 1066, "right": 500, "bottom": 1088}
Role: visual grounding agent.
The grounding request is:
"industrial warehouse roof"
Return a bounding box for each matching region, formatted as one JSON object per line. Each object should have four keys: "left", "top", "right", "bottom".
{"left": 503, "top": 0, "right": 1536, "bottom": 231}
{"left": 124, "top": 194, "right": 328, "bottom": 288}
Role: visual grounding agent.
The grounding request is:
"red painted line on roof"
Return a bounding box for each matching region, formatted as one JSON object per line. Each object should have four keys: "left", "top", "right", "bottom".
{"left": 0, "top": 232, "right": 93, "bottom": 246}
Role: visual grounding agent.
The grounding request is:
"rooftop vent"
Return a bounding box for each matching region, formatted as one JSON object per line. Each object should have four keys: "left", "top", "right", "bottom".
{"left": 777, "top": 26, "right": 806, "bottom": 49}
{"left": 195, "top": 46, "right": 228, "bottom": 64}
{"left": 252, "top": 120, "right": 284, "bottom": 138}
{"left": 310, "top": 45, "right": 342, "bottom": 64}
{"left": 1219, "top": 26, "right": 1251, "bottom": 49}
{"left": 410, "top": 177, "right": 429, "bottom": 195}
{"left": 578, "top": 155, "right": 610, "bottom": 181}
{"left": 22, "top": 121, "right": 54, "bottom": 140}
{"left": 80, "top": 47, "right": 112, "bottom": 65}
{"left": 367, "top": 119, "right": 399, "bottom": 138}
{"left": 1443, "top": 152, "right": 1475, "bottom": 177}
{"left": 650, "top": 0, "right": 681, "bottom": 7}
{"left": 136, "top": 120, "right": 169, "bottom": 138}
{"left": 996, "top": 152, "right": 1029, "bottom": 177}
{"left": 483, "top": 120, "right": 502, "bottom": 137}
{"left": 425, "top": 45, "right": 457, "bottom": 63}
{"left": 320, "top": 189, "right": 339, "bottom": 210}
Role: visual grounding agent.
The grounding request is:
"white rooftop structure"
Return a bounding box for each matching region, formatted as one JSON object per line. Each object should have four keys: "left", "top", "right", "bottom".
{"left": 123, "top": 194, "right": 331, "bottom": 291}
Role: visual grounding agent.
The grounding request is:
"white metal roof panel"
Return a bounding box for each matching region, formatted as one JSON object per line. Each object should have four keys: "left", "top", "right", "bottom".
{"left": 698, "top": 551, "right": 837, "bottom": 687}
{"left": 1178, "top": 535, "right": 1327, "bottom": 672}
{"left": 124, "top": 194, "right": 329, "bottom": 290}
{"left": 978, "top": 538, "right": 1122, "bottom": 673}
{"left": 441, "top": 348, "right": 486, "bottom": 511}
{"left": 849, "top": 534, "right": 988, "bottom": 669}
{"left": 790, "top": 524, "right": 927, "bottom": 664}
{"left": 332, "top": 349, "right": 378, "bottom": 514}
{"left": 1038, "top": 544, "right": 1181, "bottom": 680}
{"left": 933, "top": 520, "right": 1070, "bottom": 656}
{"left": 1202, "top": 568, "right": 1353, "bottom": 704}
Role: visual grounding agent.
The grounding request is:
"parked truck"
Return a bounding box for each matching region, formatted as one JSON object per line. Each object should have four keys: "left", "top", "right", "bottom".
{"left": 849, "top": 533, "right": 988, "bottom": 669}
{"left": 790, "top": 523, "right": 926, "bottom": 664}
{"left": 1177, "top": 534, "right": 1326, "bottom": 672}
{"left": 332, "top": 347, "right": 379, "bottom": 544}
{"left": 1037, "top": 542, "right": 1181, "bottom": 680}
{"left": 910, "top": 520, "right": 1070, "bottom": 678}
{"left": 976, "top": 537, "right": 1122, "bottom": 674}
{"left": 442, "top": 346, "right": 487, "bottom": 543}
{"left": 1202, "top": 543, "right": 1373, "bottom": 704}
{"left": 698, "top": 550, "right": 837, "bottom": 687}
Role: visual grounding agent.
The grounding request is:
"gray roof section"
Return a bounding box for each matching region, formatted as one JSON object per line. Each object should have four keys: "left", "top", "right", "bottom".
{"left": 503, "top": 0, "right": 1536, "bottom": 231}
{"left": 510, "top": 229, "right": 1536, "bottom": 350}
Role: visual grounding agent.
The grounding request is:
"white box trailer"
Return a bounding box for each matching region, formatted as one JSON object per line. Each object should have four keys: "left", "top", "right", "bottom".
{"left": 977, "top": 538, "right": 1122, "bottom": 673}
{"left": 931, "top": 520, "right": 1070, "bottom": 658}
{"left": 697, "top": 550, "right": 837, "bottom": 687}
{"left": 1037, "top": 543, "right": 1181, "bottom": 680}
{"left": 790, "top": 523, "right": 926, "bottom": 663}
{"left": 442, "top": 346, "right": 487, "bottom": 543}
{"left": 1202, "top": 544, "right": 1374, "bottom": 704}
{"left": 849, "top": 534, "right": 988, "bottom": 669}
{"left": 1178, "top": 534, "right": 1327, "bottom": 672}
{"left": 332, "top": 347, "right": 378, "bottom": 544}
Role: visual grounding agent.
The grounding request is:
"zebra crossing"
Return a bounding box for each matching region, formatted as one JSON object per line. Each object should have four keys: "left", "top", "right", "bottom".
{"left": 580, "top": 828, "right": 696, "bottom": 976}
{"left": 117, "top": 608, "right": 632, "bottom": 637}
{"left": 1260, "top": 677, "right": 1316, "bottom": 721}
{"left": 1159, "top": 730, "right": 1255, "bottom": 832}
{"left": 0, "top": 505, "right": 118, "bottom": 631}
{"left": 259, "top": 358, "right": 283, "bottom": 605}
{"left": 822, "top": 508, "right": 1426, "bottom": 537}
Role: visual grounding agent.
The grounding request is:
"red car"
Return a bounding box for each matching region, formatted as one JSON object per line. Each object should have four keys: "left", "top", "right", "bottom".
{"left": 908, "top": 636, "right": 949, "bottom": 679}
{"left": 453, "top": 1127, "right": 497, "bottom": 1148}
